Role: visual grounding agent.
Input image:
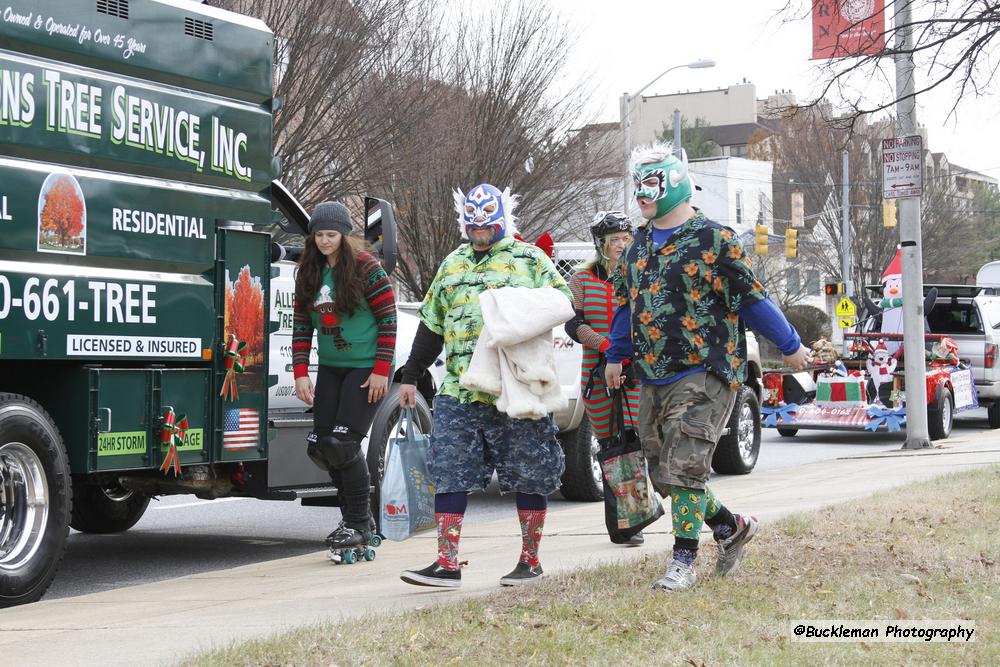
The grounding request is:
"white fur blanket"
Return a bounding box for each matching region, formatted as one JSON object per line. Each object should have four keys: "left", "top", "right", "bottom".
{"left": 460, "top": 287, "right": 575, "bottom": 419}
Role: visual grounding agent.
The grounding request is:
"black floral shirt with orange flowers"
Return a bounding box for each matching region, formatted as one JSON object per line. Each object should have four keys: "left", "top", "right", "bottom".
{"left": 613, "top": 213, "right": 767, "bottom": 388}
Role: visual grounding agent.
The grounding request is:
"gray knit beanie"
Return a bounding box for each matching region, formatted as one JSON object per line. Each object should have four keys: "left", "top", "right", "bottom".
{"left": 308, "top": 201, "right": 353, "bottom": 235}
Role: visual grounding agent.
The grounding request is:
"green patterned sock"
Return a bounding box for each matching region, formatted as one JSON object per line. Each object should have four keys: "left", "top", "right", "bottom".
{"left": 671, "top": 485, "right": 708, "bottom": 540}
{"left": 705, "top": 488, "right": 721, "bottom": 520}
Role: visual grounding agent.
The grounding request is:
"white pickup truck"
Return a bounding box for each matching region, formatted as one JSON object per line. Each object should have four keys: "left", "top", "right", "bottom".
{"left": 265, "top": 241, "right": 764, "bottom": 511}
{"left": 921, "top": 261, "right": 1000, "bottom": 428}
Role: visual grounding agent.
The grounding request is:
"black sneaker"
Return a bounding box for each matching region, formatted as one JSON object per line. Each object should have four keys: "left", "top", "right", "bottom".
{"left": 400, "top": 562, "right": 462, "bottom": 588}
{"left": 499, "top": 561, "right": 544, "bottom": 587}
{"left": 611, "top": 531, "right": 644, "bottom": 546}
{"left": 627, "top": 532, "right": 645, "bottom": 546}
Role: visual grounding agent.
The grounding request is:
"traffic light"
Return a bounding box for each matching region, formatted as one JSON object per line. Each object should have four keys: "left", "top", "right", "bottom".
{"left": 755, "top": 224, "right": 769, "bottom": 255}
{"left": 785, "top": 229, "right": 798, "bottom": 259}
{"left": 883, "top": 198, "right": 897, "bottom": 228}
{"left": 790, "top": 191, "right": 804, "bottom": 228}
{"left": 824, "top": 282, "right": 845, "bottom": 296}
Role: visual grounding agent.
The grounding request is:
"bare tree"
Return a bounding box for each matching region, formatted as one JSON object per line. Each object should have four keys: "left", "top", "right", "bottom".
{"left": 779, "top": 1, "right": 1000, "bottom": 127}
{"left": 971, "top": 182, "right": 1000, "bottom": 271}
{"left": 214, "top": 0, "right": 608, "bottom": 298}
{"left": 210, "top": 0, "right": 444, "bottom": 216}
{"left": 749, "top": 109, "right": 895, "bottom": 293}
{"left": 362, "top": 1, "right": 603, "bottom": 298}
{"left": 750, "top": 247, "right": 823, "bottom": 309}
{"left": 751, "top": 107, "right": 993, "bottom": 292}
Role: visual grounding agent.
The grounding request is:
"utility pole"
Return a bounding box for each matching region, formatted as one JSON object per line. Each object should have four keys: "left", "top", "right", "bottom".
{"left": 673, "top": 109, "right": 682, "bottom": 157}
{"left": 620, "top": 93, "right": 631, "bottom": 212}
{"left": 841, "top": 151, "right": 852, "bottom": 355}
{"left": 894, "top": 1, "right": 931, "bottom": 449}
{"left": 841, "top": 151, "right": 851, "bottom": 296}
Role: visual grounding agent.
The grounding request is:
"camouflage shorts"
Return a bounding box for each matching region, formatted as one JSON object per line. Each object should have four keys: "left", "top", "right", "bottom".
{"left": 428, "top": 396, "right": 565, "bottom": 495}
{"left": 638, "top": 371, "right": 737, "bottom": 492}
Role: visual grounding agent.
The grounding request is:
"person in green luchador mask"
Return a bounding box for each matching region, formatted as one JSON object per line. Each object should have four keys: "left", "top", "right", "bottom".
{"left": 605, "top": 142, "right": 811, "bottom": 591}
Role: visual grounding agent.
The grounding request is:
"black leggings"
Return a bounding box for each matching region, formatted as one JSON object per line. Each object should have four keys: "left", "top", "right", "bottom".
{"left": 313, "top": 365, "right": 383, "bottom": 529}
{"left": 313, "top": 365, "right": 381, "bottom": 438}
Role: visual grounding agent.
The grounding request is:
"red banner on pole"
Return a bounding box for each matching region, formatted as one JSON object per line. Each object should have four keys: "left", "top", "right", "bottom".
{"left": 812, "top": 0, "right": 886, "bottom": 60}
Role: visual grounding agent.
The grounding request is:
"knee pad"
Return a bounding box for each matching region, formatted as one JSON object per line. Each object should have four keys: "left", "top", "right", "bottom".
{"left": 319, "top": 432, "right": 364, "bottom": 471}
{"left": 306, "top": 431, "right": 329, "bottom": 471}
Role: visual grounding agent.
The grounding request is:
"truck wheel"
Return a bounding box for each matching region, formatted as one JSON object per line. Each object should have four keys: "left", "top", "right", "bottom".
{"left": 70, "top": 479, "right": 149, "bottom": 534}
{"left": 777, "top": 427, "right": 799, "bottom": 438}
{"left": 712, "top": 386, "right": 761, "bottom": 475}
{"left": 558, "top": 416, "right": 603, "bottom": 502}
{"left": 367, "top": 386, "right": 433, "bottom": 530}
{"left": 928, "top": 385, "right": 953, "bottom": 441}
{"left": 988, "top": 401, "right": 1000, "bottom": 429}
{"left": 0, "top": 394, "right": 71, "bottom": 608}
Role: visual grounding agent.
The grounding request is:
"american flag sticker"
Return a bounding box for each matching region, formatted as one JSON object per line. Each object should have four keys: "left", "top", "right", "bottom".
{"left": 223, "top": 408, "right": 259, "bottom": 450}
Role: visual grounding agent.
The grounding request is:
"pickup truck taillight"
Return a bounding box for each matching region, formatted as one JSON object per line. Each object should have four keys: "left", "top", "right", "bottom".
{"left": 986, "top": 343, "right": 997, "bottom": 369}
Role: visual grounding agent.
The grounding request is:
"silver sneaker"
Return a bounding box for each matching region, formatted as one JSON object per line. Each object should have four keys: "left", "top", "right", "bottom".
{"left": 715, "top": 514, "right": 759, "bottom": 576}
{"left": 651, "top": 559, "right": 697, "bottom": 592}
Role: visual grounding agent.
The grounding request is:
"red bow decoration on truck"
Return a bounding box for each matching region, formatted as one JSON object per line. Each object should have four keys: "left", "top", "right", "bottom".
{"left": 159, "top": 407, "right": 189, "bottom": 477}
{"left": 220, "top": 334, "right": 248, "bottom": 401}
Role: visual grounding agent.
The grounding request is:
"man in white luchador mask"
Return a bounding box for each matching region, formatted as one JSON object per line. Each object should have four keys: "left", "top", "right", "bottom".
{"left": 397, "top": 183, "right": 573, "bottom": 589}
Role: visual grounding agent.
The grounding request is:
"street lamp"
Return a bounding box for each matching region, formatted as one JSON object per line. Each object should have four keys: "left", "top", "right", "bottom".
{"left": 621, "top": 59, "right": 716, "bottom": 211}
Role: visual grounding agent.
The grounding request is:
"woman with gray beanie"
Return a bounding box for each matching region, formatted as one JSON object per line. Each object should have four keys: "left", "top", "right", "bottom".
{"left": 291, "top": 201, "right": 397, "bottom": 557}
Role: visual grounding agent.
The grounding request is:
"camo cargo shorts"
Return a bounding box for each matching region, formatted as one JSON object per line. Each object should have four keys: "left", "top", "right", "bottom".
{"left": 638, "top": 371, "right": 737, "bottom": 493}
{"left": 428, "top": 396, "right": 565, "bottom": 495}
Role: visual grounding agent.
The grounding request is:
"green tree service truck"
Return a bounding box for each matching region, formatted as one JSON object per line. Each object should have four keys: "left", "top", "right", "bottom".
{"left": 0, "top": 0, "right": 399, "bottom": 607}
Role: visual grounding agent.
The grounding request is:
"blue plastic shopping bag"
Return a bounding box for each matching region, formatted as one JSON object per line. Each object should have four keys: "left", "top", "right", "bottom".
{"left": 379, "top": 408, "right": 436, "bottom": 541}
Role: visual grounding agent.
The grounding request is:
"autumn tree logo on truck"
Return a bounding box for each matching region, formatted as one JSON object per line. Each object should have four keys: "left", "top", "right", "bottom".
{"left": 37, "top": 172, "right": 86, "bottom": 255}
{"left": 223, "top": 265, "right": 265, "bottom": 394}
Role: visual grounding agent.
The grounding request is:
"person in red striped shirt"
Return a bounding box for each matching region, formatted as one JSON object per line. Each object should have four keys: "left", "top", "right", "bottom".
{"left": 565, "top": 211, "right": 644, "bottom": 546}
{"left": 292, "top": 201, "right": 397, "bottom": 552}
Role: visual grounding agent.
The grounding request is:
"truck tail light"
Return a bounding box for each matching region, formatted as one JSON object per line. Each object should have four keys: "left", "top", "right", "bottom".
{"left": 986, "top": 343, "right": 997, "bottom": 369}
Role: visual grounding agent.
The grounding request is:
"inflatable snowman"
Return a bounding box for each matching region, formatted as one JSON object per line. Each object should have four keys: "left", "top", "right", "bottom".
{"left": 879, "top": 249, "right": 904, "bottom": 354}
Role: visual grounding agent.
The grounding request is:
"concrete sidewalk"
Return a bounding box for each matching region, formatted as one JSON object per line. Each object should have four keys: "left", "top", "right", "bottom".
{"left": 2, "top": 433, "right": 999, "bottom": 667}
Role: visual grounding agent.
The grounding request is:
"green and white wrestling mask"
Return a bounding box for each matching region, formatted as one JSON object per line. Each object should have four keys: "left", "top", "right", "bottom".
{"left": 632, "top": 150, "right": 692, "bottom": 218}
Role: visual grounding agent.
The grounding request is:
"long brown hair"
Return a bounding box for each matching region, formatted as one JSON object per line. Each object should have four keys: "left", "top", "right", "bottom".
{"left": 295, "top": 233, "right": 366, "bottom": 315}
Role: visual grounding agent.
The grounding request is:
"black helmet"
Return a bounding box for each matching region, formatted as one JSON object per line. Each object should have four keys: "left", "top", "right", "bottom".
{"left": 589, "top": 210, "right": 632, "bottom": 251}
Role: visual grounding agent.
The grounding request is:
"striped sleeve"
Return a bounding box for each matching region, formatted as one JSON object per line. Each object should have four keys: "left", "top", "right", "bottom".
{"left": 566, "top": 272, "right": 608, "bottom": 352}
{"left": 291, "top": 295, "right": 314, "bottom": 379}
{"left": 360, "top": 253, "right": 397, "bottom": 377}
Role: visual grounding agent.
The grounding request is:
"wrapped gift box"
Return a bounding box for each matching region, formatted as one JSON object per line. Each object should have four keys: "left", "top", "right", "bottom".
{"left": 815, "top": 374, "right": 867, "bottom": 407}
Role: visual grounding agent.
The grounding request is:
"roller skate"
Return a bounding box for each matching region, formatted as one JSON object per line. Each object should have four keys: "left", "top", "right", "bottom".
{"left": 327, "top": 521, "right": 382, "bottom": 564}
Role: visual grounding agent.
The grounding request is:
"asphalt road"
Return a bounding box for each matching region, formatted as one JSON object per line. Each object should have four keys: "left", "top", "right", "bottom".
{"left": 43, "top": 408, "right": 990, "bottom": 601}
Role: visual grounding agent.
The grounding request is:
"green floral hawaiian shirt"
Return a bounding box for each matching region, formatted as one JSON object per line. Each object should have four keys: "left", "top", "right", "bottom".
{"left": 614, "top": 213, "right": 767, "bottom": 388}
{"left": 419, "top": 236, "right": 571, "bottom": 405}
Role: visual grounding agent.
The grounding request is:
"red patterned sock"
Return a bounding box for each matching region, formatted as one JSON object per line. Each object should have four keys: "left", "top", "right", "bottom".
{"left": 517, "top": 509, "right": 546, "bottom": 567}
{"left": 435, "top": 512, "right": 464, "bottom": 571}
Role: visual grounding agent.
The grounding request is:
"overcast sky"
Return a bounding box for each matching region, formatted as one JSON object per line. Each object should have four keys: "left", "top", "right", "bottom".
{"left": 548, "top": 0, "right": 1000, "bottom": 181}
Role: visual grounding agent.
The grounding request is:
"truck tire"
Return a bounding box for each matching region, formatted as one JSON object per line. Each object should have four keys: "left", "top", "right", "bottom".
{"left": 0, "top": 394, "right": 72, "bottom": 608}
{"left": 777, "top": 427, "right": 798, "bottom": 437}
{"left": 988, "top": 401, "right": 1000, "bottom": 429}
{"left": 367, "top": 386, "right": 433, "bottom": 530}
{"left": 557, "top": 416, "right": 603, "bottom": 502}
{"left": 928, "top": 385, "right": 954, "bottom": 441}
{"left": 70, "top": 480, "right": 150, "bottom": 534}
{"left": 712, "top": 386, "right": 761, "bottom": 475}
